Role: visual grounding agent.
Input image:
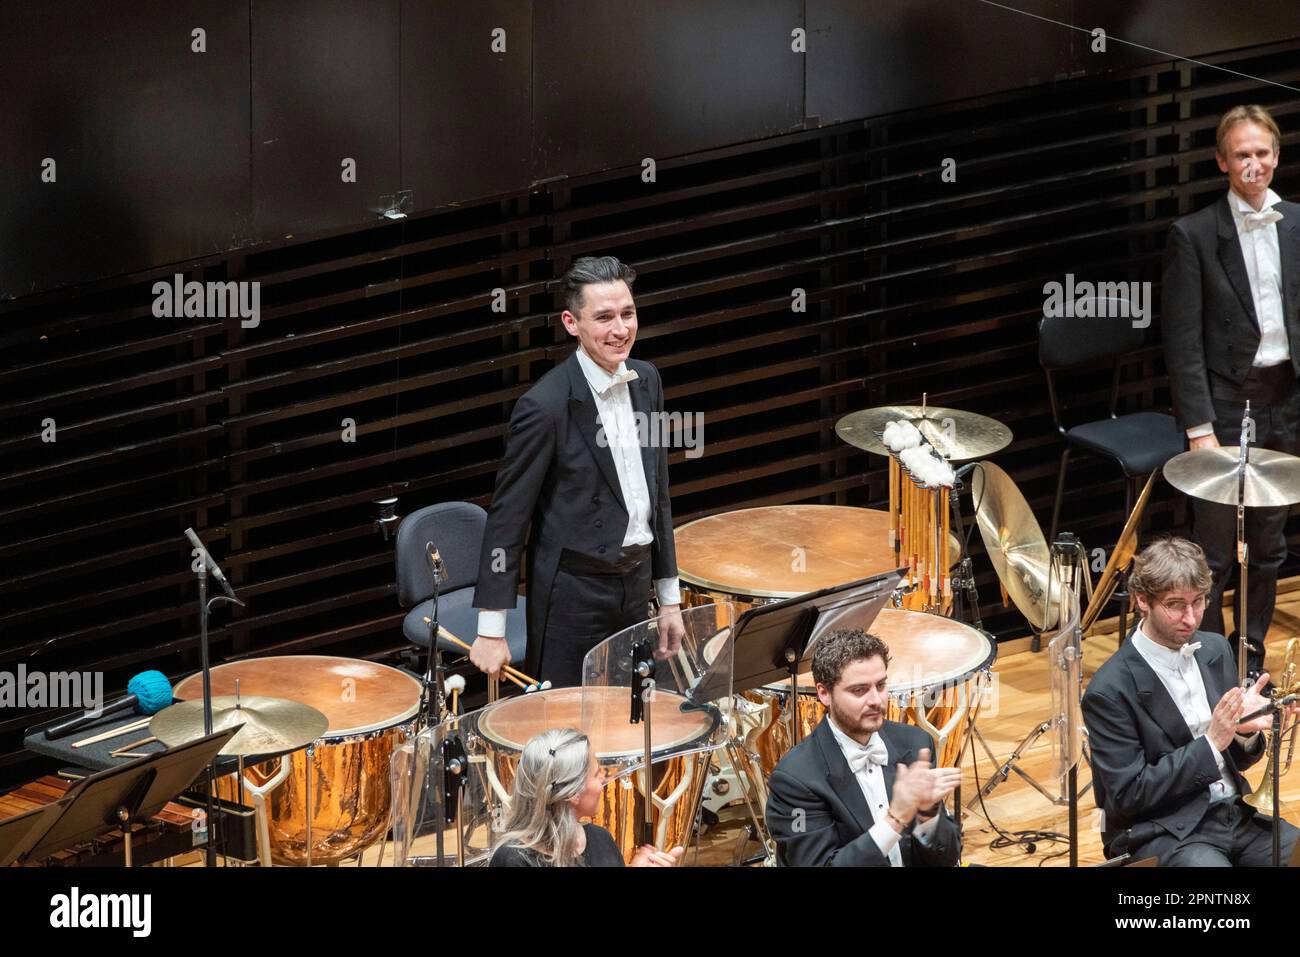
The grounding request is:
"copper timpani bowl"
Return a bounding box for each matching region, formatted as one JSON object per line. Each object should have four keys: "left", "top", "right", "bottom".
{"left": 742, "top": 608, "right": 996, "bottom": 777}
{"left": 174, "top": 655, "right": 423, "bottom": 866}
{"left": 674, "top": 504, "right": 961, "bottom": 613}
{"left": 470, "top": 686, "right": 719, "bottom": 864}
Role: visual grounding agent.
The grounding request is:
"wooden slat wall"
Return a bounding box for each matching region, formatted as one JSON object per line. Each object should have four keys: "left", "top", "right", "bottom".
{"left": 3, "top": 39, "right": 1300, "bottom": 782}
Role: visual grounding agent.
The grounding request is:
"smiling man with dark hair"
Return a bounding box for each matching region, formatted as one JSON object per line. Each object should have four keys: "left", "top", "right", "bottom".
{"left": 469, "top": 256, "right": 685, "bottom": 688}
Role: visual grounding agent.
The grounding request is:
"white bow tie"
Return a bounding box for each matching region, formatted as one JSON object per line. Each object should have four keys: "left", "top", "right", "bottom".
{"left": 1244, "top": 208, "right": 1283, "bottom": 230}
{"left": 598, "top": 368, "right": 639, "bottom": 394}
{"left": 846, "top": 735, "right": 889, "bottom": 774}
{"left": 1179, "top": 641, "right": 1202, "bottom": 661}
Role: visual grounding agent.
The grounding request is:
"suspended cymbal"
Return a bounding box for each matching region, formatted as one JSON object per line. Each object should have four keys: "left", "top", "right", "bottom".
{"left": 1163, "top": 446, "right": 1300, "bottom": 507}
{"left": 835, "top": 405, "right": 1013, "bottom": 461}
{"left": 150, "top": 696, "right": 328, "bottom": 758}
{"left": 971, "top": 461, "right": 1060, "bottom": 631}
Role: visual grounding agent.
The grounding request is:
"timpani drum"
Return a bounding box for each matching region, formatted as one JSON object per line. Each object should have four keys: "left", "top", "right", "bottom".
{"left": 469, "top": 686, "right": 720, "bottom": 864}
{"left": 741, "top": 608, "right": 995, "bottom": 777}
{"left": 675, "top": 505, "right": 961, "bottom": 614}
{"left": 174, "top": 655, "right": 423, "bottom": 866}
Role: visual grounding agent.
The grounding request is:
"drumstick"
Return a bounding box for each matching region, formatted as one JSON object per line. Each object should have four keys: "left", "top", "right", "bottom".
{"left": 445, "top": 675, "right": 465, "bottom": 718}
{"left": 498, "top": 670, "right": 528, "bottom": 691}
{"left": 432, "top": 625, "right": 536, "bottom": 685}
{"left": 110, "top": 736, "right": 157, "bottom": 756}
{"left": 72, "top": 716, "right": 152, "bottom": 748}
{"left": 423, "top": 619, "right": 549, "bottom": 690}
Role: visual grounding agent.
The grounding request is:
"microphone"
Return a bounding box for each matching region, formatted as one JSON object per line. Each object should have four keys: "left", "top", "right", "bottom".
{"left": 184, "top": 527, "right": 237, "bottom": 601}
{"left": 44, "top": 670, "right": 174, "bottom": 739}
{"left": 426, "top": 542, "right": 447, "bottom": 584}
{"left": 1239, "top": 693, "right": 1299, "bottom": 725}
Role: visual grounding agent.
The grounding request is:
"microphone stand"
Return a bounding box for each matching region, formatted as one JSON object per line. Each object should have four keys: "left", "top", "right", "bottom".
{"left": 421, "top": 543, "right": 447, "bottom": 729}
{"left": 1271, "top": 704, "right": 1283, "bottom": 868}
{"left": 1239, "top": 692, "right": 1299, "bottom": 867}
{"left": 631, "top": 639, "right": 656, "bottom": 848}
{"left": 1237, "top": 403, "right": 1251, "bottom": 686}
{"left": 188, "top": 533, "right": 245, "bottom": 867}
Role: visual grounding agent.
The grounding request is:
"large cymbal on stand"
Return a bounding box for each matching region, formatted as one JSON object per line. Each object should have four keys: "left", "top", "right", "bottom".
{"left": 836, "top": 405, "right": 1013, "bottom": 461}
{"left": 1163, "top": 446, "right": 1300, "bottom": 507}
{"left": 971, "top": 461, "right": 1059, "bottom": 631}
{"left": 1081, "top": 470, "right": 1157, "bottom": 635}
{"left": 151, "top": 696, "right": 328, "bottom": 758}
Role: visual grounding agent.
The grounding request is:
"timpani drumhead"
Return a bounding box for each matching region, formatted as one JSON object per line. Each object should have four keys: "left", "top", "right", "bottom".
{"left": 475, "top": 686, "right": 717, "bottom": 761}
{"left": 764, "top": 608, "right": 996, "bottom": 694}
{"left": 173, "top": 655, "right": 424, "bottom": 738}
{"left": 674, "top": 505, "right": 961, "bottom": 600}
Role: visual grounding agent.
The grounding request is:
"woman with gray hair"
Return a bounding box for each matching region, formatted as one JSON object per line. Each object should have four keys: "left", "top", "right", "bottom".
{"left": 489, "top": 727, "right": 684, "bottom": 867}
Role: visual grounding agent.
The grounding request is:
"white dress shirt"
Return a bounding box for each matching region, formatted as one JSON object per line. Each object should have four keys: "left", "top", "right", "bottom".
{"left": 825, "top": 715, "right": 940, "bottom": 866}
{"left": 476, "top": 347, "right": 680, "bottom": 638}
{"left": 1130, "top": 624, "right": 1257, "bottom": 803}
{"left": 1186, "top": 187, "right": 1287, "bottom": 439}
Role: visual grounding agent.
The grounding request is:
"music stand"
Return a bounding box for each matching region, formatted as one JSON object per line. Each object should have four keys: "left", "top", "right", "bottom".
{"left": 20, "top": 726, "right": 237, "bottom": 867}
{"left": 0, "top": 797, "right": 72, "bottom": 867}
{"left": 720, "top": 570, "right": 902, "bottom": 727}
{"left": 388, "top": 713, "right": 489, "bottom": 868}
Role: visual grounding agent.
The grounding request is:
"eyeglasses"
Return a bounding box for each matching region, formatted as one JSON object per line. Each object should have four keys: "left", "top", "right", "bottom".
{"left": 1155, "top": 595, "right": 1208, "bottom": 617}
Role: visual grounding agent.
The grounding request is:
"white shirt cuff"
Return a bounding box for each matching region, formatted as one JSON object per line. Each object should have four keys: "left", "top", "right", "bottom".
{"left": 654, "top": 578, "right": 681, "bottom": 607}
{"left": 913, "top": 809, "right": 942, "bottom": 845}
{"left": 869, "top": 819, "right": 902, "bottom": 858}
{"left": 475, "top": 609, "right": 507, "bottom": 639}
{"left": 1186, "top": 422, "right": 1215, "bottom": 439}
{"left": 1235, "top": 731, "right": 1261, "bottom": 748}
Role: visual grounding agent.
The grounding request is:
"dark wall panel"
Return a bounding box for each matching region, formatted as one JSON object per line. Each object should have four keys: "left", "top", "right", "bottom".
{"left": 1078, "top": 0, "right": 1300, "bottom": 73}
{"left": 806, "top": 0, "right": 1300, "bottom": 128}
{"left": 251, "top": 0, "right": 401, "bottom": 238}
{"left": 532, "top": 0, "right": 805, "bottom": 180}
{"left": 807, "top": 0, "right": 1074, "bottom": 125}
{"left": 401, "top": 0, "right": 532, "bottom": 207}
{"left": 0, "top": 0, "right": 249, "bottom": 300}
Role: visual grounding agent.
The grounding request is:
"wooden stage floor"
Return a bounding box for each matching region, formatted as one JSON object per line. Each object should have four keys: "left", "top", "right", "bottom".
{"left": 695, "top": 582, "right": 1300, "bottom": 867}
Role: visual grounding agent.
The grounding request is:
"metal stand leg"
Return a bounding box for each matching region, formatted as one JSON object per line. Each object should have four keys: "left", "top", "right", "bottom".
{"left": 305, "top": 744, "right": 314, "bottom": 868}
{"left": 966, "top": 724, "right": 1092, "bottom": 811}
{"left": 722, "top": 738, "right": 775, "bottom": 863}
{"left": 117, "top": 806, "right": 133, "bottom": 868}
{"left": 1068, "top": 765, "right": 1079, "bottom": 867}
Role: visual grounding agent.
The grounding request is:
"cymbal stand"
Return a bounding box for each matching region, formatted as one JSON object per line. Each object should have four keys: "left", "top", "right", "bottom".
{"left": 967, "top": 535, "right": 1092, "bottom": 813}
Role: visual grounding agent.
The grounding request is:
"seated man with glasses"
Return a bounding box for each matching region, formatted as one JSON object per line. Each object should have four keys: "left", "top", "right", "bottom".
{"left": 1082, "top": 536, "right": 1300, "bottom": 866}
